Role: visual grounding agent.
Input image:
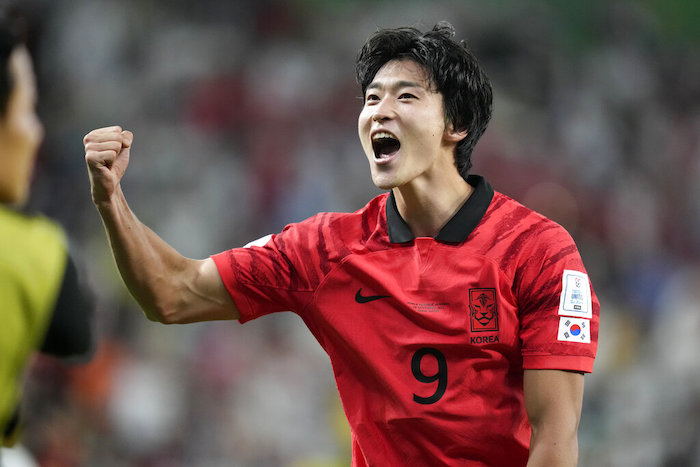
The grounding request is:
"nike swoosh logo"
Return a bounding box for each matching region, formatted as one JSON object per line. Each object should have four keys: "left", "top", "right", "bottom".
{"left": 355, "top": 288, "right": 390, "bottom": 304}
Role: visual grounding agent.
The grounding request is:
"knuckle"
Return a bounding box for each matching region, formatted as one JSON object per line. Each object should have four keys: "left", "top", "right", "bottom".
{"left": 85, "top": 151, "right": 99, "bottom": 163}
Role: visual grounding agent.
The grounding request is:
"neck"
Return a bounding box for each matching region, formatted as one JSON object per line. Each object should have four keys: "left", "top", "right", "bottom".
{"left": 392, "top": 174, "right": 473, "bottom": 238}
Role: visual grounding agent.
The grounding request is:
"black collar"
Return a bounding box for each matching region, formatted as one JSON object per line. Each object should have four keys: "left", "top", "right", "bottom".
{"left": 386, "top": 174, "right": 494, "bottom": 244}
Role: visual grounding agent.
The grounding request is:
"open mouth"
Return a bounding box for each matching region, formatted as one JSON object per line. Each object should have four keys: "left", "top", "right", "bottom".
{"left": 372, "top": 132, "right": 400, "bottom": 160}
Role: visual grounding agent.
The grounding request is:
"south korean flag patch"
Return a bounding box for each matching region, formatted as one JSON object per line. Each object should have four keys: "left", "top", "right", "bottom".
{"left": 558, "top": 270, "right": 592, "bottom": 319}
{"left": 558, "top": 317, "right": 590, "bottom": 343}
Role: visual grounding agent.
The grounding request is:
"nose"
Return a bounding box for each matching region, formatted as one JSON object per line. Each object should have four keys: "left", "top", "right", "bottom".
{"left": 372, "top": 98, "right": 395, "bottom": 122}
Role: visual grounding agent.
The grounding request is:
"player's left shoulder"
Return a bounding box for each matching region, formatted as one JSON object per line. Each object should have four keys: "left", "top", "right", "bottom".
{"left": 493, "top": 191, "right": 575, "bottom": 245}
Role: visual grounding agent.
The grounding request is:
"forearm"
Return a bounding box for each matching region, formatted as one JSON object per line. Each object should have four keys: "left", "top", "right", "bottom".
{"left": 526, "top": 425, "right": 578, "bottom": 467}
{"left": 97, "top": 185, "right": 190, "bottom": 322}
{"left": 85, "top": 126, "right": 236, "bottom": 323}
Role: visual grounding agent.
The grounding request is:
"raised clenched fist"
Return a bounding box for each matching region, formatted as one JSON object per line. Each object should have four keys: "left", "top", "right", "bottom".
{"left": 84, "top": 126, "right": 133, "bottom": 206}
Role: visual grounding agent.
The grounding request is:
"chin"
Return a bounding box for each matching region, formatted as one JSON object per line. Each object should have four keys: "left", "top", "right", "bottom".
{"left": 371, "top": 176, "right": 397, "bottom": 191}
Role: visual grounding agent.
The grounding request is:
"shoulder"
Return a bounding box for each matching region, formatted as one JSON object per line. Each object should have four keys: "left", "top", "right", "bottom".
{"left": 252, "top": 193, "right": 389, "bottom": 266}
{"left": 0, "top": 208, "right": 67, "bottom": 268}
{"left": 280, "top": 193, "right": 388, "bottom": 241}
{"left": 475, "top": 191, "right": 580, "bottom": 275}
{"left": 1, "top": 207, "right": 66, "bottom": 240}
{"left": 487, "top": 191, "right": 574, "bottom": 244}
{"left": 0, "top": 208, "right": 69, "bottom": 323}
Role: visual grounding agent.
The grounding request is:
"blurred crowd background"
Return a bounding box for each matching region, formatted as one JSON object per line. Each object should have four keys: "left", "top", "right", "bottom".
{"left": 13, "top": 0, "right": 700, "bottom": 465}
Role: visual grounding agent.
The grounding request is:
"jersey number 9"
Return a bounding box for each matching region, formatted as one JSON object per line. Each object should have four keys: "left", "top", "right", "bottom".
{"left": 411, "top": 347, "right": 447, "bottom": 404}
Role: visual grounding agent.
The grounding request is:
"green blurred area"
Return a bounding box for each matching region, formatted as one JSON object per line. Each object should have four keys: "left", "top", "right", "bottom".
{"left": 296, "top": 0, "right": 700, "bottom": 48}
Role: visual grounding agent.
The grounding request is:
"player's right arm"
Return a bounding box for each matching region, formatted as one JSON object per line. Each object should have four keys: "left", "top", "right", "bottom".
{"left": 83, "top": 126, "right": 239, "bottom": 323}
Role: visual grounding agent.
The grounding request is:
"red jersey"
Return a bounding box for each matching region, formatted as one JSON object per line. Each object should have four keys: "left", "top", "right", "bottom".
{"left": 212, "top": 175, "right": 599, "bottom": 467}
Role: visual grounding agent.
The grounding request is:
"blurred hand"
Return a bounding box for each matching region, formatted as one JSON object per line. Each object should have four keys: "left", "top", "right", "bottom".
{"left": 84, "top": 126, "right": 133, "bottom": 206}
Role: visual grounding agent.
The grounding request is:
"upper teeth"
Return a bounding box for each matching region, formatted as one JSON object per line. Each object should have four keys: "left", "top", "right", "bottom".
{"left": 372, "top": 132, "right": 395, "bottom": 141}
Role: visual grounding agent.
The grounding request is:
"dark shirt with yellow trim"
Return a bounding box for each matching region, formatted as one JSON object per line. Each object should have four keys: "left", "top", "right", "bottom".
{"left": 0, "top": 206, "right": 93, "bottom": 446}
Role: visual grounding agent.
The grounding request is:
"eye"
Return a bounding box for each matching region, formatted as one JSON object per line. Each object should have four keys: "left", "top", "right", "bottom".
{"left": 399, "top": 93, "right": 416, "bottom": 100}
{"left": 365, "top": 93, "right": 380, "bottom": 104}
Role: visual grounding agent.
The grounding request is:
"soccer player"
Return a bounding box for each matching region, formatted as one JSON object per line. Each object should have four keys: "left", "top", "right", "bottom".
{"left": 84, "top": 22, "right": 598, "bottom": 466}
{"left": 0, "top": 3, "right": 93, "bottom": 455}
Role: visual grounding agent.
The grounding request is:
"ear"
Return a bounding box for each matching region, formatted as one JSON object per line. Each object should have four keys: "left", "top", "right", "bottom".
{"left": 444, "top": 123, "right": 468, "bottom": 144}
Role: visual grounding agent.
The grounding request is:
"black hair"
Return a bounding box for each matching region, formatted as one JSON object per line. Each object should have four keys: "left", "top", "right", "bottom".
{"left": 0, "top": 2, "right": 24, "bottom": 116}
{"left": 356, "top": 22, "right": 493, "bottom": 179}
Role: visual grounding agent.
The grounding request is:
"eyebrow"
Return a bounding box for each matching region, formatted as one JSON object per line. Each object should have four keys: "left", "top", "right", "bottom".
{"left": 365, "top": 80, "right": 425, "bottom": 92}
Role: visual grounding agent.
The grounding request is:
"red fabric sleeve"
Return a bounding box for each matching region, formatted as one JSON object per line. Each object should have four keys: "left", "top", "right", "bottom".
{"left": 516, "top": 223, "right": 600, "bottom": 373}
{"left": 210, "top": 219, "right": 324, "bottom": 323}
